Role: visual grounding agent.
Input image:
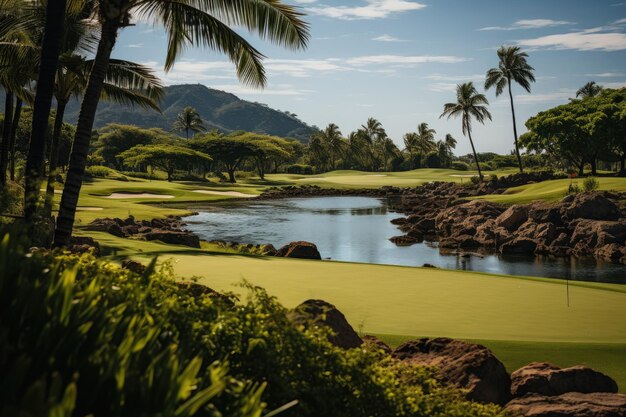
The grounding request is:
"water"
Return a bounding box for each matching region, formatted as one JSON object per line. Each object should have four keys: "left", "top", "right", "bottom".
{"left": 183, "top": 196, "right": 626, "bottom": 284}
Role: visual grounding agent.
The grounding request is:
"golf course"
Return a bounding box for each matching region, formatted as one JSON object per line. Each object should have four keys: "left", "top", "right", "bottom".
{"left": 66, "top": 168, "right": 626, "bottom": 391}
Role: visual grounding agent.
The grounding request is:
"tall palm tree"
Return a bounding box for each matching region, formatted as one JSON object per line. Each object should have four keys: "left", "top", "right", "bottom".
{"left": 442, "top": 133, "right": 457, "bottom": 167}
{"left": 172, "top": 106, "right": 206, "bottom": 139}
{"left": 53, "top": 0, "right": 310, "bottom": 247}
{"left": 440, "top": 82, "right": 492, "bottom": 181}
{"left": 402, "top": 132, "right": 418, "bottom": 168}
{"left": 319, "top": 123, "right": 345, "bottom": 170}
{"left": 485, "top": 46, "right": 535, "bottom": 173}
{"left": 415, "top": 122, "right": 436, "bottom": 155}
{"left": 23, "top": 0, "right": 68, "bottom": 222}
{"left": 576, "top": 81, "right": 603, "bottom": 98}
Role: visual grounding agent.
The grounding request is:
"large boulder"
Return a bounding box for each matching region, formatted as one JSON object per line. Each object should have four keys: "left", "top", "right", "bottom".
{"left": 289, "top": 299, "right": 362, "bottom": 349}
{"left": 435, "top": 200, "right": 503, "bottom": 238}
{"left": 511, "top": 362, "right": 618, "bottom": 397}
{"left": 85, "top": 218, "right": 126, "bottom": 237}
{"left": 570, "top": 220, "right": 626, "bottom": 250}
{"left": 144, "top": 230, "right": 201, "bottom": 248}
{"left": 561, "top": 193, "right": 621, "bottom": 221}
{"left": 392, "top": 337, "right": 511, "bottom": 405}
{"left": 505, "top": 392, "right": 626, "bottom": 417}
{"left": 500, "top": 237, "right": 538, "bottom": 255}
{"left": 495, "top": 204, "right": 529, "bottom": 231}
{"left": 277, "top": 241, "right": 321, "bottom": 259}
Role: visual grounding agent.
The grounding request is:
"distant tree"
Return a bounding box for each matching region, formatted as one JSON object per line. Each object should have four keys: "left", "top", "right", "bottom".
{"left": 440, "top": 82, "right": 492, "bottom": 181}
{"left": 377, "top": 135, "right": 400, "bottom": 172}
{"left": 576, "top": 81, "right": 603, "bottom": 99}
{"left": 173, "top": 106, "right": 206, "bottom": 139}
{"left": 230, "top": 133, "right": 294, "bottom": 179}
{"left": 316, "top": 123, "right": 346, "bottom": 170}
{"left": 191, "top": 136, "right": 257, "bottom": 183}
{"left": 118, "top": 144, "right": 211, "bottom": 181}
{"left": 485, "top": 46, "right": 535, "bottom": 173}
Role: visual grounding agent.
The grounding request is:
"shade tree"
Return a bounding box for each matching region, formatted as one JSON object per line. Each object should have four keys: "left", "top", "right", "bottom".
{"left": 117, "top": 144, "right": 211, "bottom": 181}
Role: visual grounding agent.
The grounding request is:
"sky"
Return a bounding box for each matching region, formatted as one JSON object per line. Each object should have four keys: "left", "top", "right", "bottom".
{"left": 114, "top": 0, "right": 626, "bottom": 155}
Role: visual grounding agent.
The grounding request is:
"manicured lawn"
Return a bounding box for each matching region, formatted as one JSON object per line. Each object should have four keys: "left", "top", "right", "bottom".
{"left": 480, "top": 177, "right": 626, "bottom": 204}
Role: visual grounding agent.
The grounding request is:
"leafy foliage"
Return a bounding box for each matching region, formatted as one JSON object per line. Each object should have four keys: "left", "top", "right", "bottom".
{"left": 0, "top": 229, "right": 507, "bottom": 417}
{"left": 118, "top": 144, "right": 212, "bottom": 181}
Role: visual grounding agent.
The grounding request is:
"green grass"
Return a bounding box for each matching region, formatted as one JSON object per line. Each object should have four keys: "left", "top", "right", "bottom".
{"left": 479, "top": 177, "right": 626, "bottom": 204}
{"left": 70, "top": 170, "right": 626, "bottom": 390}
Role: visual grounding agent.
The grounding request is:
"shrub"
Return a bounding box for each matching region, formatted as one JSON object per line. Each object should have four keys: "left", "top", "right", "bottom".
{"left": 286, "top": 164, "right": 314, "bottom": 175}
{"left": 85, "top": 165, "right": 115, "bottom": 178}
{"left": 568, "top": 183, "right": 581, "bottom": 194}
{"left": 583, "top": 176, "right": 599, "bottom": 192}
{"left": 450, "top": 161, "right": 469, "bottom": 171}
{"left": 470, "top": 175, "right": 481, "bottom": 184}
{"left": 478, "top": 162, "right": 494, "bottom": 171}
{"left": 0, "top": 229, "right": 505, "bottom": 417}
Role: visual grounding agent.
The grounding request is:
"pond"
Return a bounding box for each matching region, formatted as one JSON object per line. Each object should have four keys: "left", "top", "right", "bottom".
{"left": 183, "top": 196, "right": 626, "bottom": 284}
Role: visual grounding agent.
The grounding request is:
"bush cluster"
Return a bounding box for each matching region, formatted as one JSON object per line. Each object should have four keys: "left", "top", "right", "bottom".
{"left": 0, "top": 229, "right": 506, "bottom": 417}
{"left": 285, "top": 164, "right": 314, "bottom": 175}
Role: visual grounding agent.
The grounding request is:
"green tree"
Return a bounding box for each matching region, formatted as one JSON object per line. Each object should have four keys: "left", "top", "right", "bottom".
{"left": 440, "top": 82, "right": 492, "bottom": 181}
{"left": 315, "top": 123, "right": 346, "bottom": 170}
{"left": 485, "top": 46, "right": 535, "bottom": 173}
{"left": 576, "top": 81, "right": 603, "bottom": 98}
{"left": 230, "top": 132, "right": 294, "bottom": 179}
{"left": 53, "top": 0, "right": 310, "bottom": 247}
{"left": 118, "top": 144, "right": 211, "bottom": 181}
{"left": 191, "top": 136, "right": 257, "bottom": 183}
{"left": 172, "top": 106, "right": 206, "bottom": 139}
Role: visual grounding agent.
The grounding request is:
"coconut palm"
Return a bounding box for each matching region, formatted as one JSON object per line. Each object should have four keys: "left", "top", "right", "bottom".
{"left": 172, "top": 106, "right": 206, "bottom": 139}
{"left": 440, "top": 82, "right": 492, "bottom": 181}
{"left": 318, "top": 123, "right": 345, "bottom": 170}
{"left": 53, "top": 0, "right": 310, "bottom": 247}
{"left": 485, "top": 46, "right": 535, "bottom": 173}
{"left": 576, "top": 81, "right": 603, "bottom": 98}
{"left": 415, "top": 122, "right": 436, "bottom": 154}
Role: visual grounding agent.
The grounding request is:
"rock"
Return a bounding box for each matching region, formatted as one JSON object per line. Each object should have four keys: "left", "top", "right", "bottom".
{"left": 496, "top": 204, "right": 530, "bottom": 231}
{"left": 561, "top": 193, "right": 621, "bottom": 221}
{"left": 595, "top": 244, "right": 626, "bottom": 263}
{"left": 392, "top": 337, "right": 511, "bottom": 405}
{"left": 121, "top": 259, "right": 146, "bottom": 274}
{"left": 277, "top": 241, "right": 321, "bottom": 259}
{"left": 362, "top": 335, "right": 392, "bottom": 354}
{"left": 289, "top": 299, "right": 362, "bottom": 349}
{"left": 144, "top": 230, "right": 201, "bottom": 248}
{"left": 176, "top": 281, "right": 235, "bottom": 306}
{"left": 511, "top": 362, "right": 618, "bottom": 397}
{"left": 69, "top": 236, "right": 100, "bottom": 255}
{"left": 85, "top": 218, "right": 126, "bottom": 237}
{"left": 505, "top": 392, "right": 626, "bottom": 417}
{"left": 570, "top": 220, "right": 626, "bottom": 251}
{"left": 500, "top": 238, "right": 538, "bottom": 255}
{"left": 260, "top": 243, "right": 278, "bottom": 256}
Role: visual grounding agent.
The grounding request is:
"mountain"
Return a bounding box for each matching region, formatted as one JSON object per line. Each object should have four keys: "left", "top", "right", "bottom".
{"left": 64, "top": 84, "right": 317, "bottom": 142}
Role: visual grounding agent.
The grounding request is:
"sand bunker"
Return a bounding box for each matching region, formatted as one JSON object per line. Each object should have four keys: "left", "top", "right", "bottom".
{"left": 192, "top": 190, "right": 256, "bottom": 198}
{"left": 450, "top": 174, "right": 476, "bottom": 178}
{"left": 104, "top": 192, "right": 174, "bottom": 199}
{"left": 367, "top": 174, "right": 387, "bottom": 177}
{"left": 77, "top": 206, "right": 103, "bottom": 211}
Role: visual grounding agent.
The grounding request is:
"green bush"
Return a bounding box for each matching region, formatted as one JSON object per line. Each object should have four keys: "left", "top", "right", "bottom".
{"left": 450, "top": 161, "right": 469, "bottom": 171}
{"left": 0, "top": 229, "right": 505, "bottom": 417}
{"left": 85, "top": 165, "right": 115, "bottom": 178}
{"left": 470, "top": 175, "right": 481, "bottom": 184}
{"left": 286, "top": 164, "right": 314, "bottom": 175}
{"left": 583, "top": 176, "right": 599, "bottom": 192}
{"left": 478, "top": 162, "right": 494, "bottom": 171}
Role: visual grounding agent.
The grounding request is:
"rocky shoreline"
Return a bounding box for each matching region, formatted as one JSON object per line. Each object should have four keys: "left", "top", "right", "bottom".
{"left": 389, "top": 183, "right": 626, "bottom": 265}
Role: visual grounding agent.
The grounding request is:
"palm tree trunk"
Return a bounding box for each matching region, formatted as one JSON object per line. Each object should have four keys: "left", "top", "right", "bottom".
{"left": 9, "top": 98, "right": 22, "bottom": 181}
{"left": 507, "top": 80, "right": 524, "bottom": 173}
{"left": 0, "top": 91, "right": 14, "bottom": 186}
{"left": 43, "top": 100, "right": 67, "bottom": 216}
{"left": 54, "top": 21, "right": 119, "bottom": 247}
{"left": 24, "top": 0, "right": 67, "bottom": 222}
{"left": 467, "top": 131, "right": 483, "bottom": 181}
{"left": 619, "top": 153, "right": 625, "bottom": 175}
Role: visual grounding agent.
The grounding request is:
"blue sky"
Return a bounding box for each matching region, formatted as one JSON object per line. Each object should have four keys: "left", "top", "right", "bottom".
{"left": 114, "top": 0, "right": 626, "bottom": 155}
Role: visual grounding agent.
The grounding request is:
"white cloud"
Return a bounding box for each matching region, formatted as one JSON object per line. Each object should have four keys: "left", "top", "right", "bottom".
{"left": 518, "top": 31, "right": 626, "bottom": 51}
{"left": 513, "top": 89, "right": 575, "bottom": 104}
{"left": 372, "top": 34, "right": 408, "bottom": 42}
{"left": 603, "top": 81, "right": 626, "bottom": 88}
{"left": 424, "top": 73, "right": 484, "bottom": 82}
{"left": 346, "top": 55, "right": 469, "bottom": 66}
{"left": 307, "top": 0, "right": 425, "bottom": 20}
{"left": 517, "top": 19, "right": 626, "bottom": 51}
{"left": 479, "top": 19, "right": 574, "bottom": 31}
{"left": 583, "top": 72, "right": 626, "bottom": 77}
{"left": 210, "top": 84, "right": 315, "bottom": 96}
{"left": 428, "top": 83, "right": 459, "bottom": 93}
{"left": 126, "top": 43, "right": 144, "bottom": 48}
{"left": 264, "top": 59, "right": 349, "bottom": 77}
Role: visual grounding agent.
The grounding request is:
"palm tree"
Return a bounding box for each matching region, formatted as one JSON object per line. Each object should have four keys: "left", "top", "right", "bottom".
{"left": 576, "top": 81, "right": 603, "bottom": 98}
{"left": 53, "top": 0, "right": 310, "bottom": 247}
{"left": 402, "top": 132, "right": 418, "bottom": 168}
{"left": 485, "top": 46, "right": 535, "bottom": 173}
{"left": 415, "top": 122, "right": 436, "bottom": 155}
{"left": 440, "top": 82, "right": 492, "bottom": 181}
{"left": 442, "top": 133, "right": 457, "bottom": 167}
{"left": 173, "top": 106, "right": 206, "bottom": 139}
{"left": 318, "top": 123, "right": 345, "bottom": 170}
{"left": 23, "top": 0, "right": 68, "bottom": 222}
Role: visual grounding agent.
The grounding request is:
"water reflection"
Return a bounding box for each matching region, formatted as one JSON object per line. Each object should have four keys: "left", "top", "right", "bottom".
{"left": 183, "top": 196, "right": 626, "bottom": 284}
